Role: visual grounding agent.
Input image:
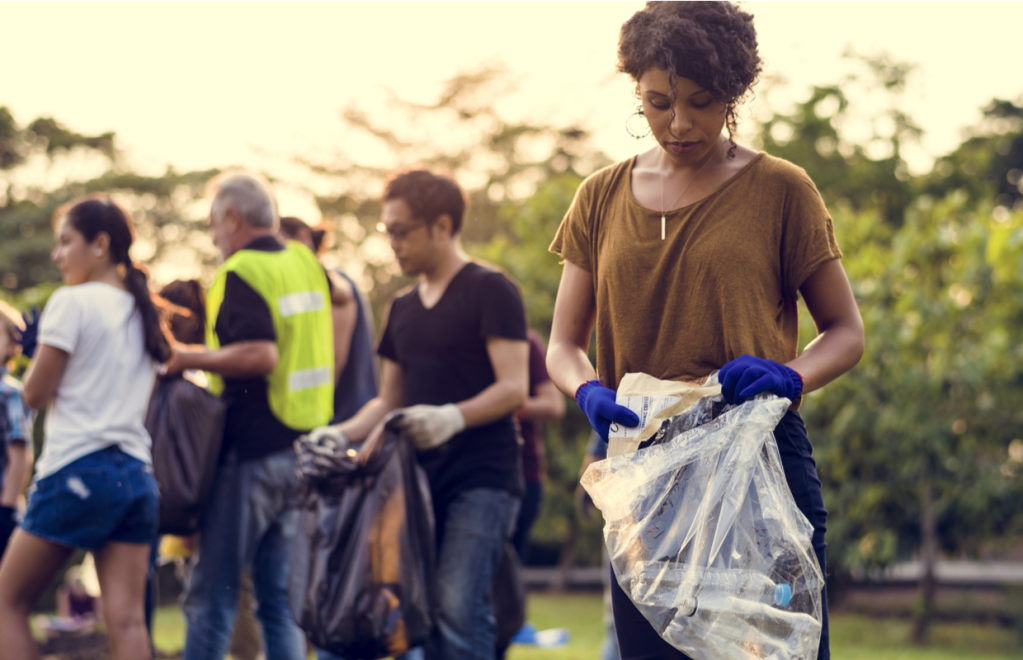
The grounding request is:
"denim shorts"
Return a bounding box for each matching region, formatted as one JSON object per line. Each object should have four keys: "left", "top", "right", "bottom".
{"left": 22, "top": 446, "right": 159, "bottom": 552}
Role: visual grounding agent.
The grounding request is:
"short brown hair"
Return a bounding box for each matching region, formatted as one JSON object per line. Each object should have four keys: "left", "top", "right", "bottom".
{"left": 383, "top": 170, "right": 468, "bottom": 235}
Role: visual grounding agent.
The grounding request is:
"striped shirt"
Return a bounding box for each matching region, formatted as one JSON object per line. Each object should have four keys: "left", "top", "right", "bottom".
{"left": 0, "top": 366, "right": 34, "bottom": 490}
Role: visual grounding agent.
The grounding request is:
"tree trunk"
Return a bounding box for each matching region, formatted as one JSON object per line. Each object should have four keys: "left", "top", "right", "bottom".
{"left": 911, "top": 461, "right": 936, "bottom": 645}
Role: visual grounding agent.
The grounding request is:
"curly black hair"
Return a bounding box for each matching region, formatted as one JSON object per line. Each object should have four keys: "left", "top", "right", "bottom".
{"left": 618, "top": 1, "right": 762, "bottom": 158}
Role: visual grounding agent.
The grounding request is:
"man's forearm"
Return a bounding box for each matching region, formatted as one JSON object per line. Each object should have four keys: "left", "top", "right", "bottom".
{"left": 175, "top": 341, "right": 278, "bottom": 378}
{"left": 457, "top": 379, "right": 527, "bottom": 430}
{"left": 518, "top": 382, "right": 565, "bottom": 422}
{"left": 338, "top": 396, "right": 400, "bottom": 443}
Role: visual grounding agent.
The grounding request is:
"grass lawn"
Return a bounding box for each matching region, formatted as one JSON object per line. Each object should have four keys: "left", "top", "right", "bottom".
{"left": 148, "top": 592, "right": 1023, "bottom": 660}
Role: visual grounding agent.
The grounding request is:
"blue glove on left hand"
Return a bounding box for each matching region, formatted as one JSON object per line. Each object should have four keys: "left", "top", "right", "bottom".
{"left": 17, "top": 308, "right": 39, "bottom": 359}
{"left": 719, "top": 355, "right": 803, "bottom": 405}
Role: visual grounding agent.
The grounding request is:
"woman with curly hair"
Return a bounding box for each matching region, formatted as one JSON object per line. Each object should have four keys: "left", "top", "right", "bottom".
{"left": 547, "top": 3, "right": 864, "bottom": 658}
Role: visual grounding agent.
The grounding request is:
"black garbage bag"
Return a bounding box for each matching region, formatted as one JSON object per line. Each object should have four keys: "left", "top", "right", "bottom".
{"left": 145, "top": 376, "right": 226, "bottom": 536}
{"left": 290, "top": 416, "right": 436, "bottom": 660}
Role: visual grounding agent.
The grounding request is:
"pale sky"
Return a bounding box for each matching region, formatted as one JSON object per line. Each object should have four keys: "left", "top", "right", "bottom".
{"left": 2, "top": 2, "right": 1021, "bottom": 221}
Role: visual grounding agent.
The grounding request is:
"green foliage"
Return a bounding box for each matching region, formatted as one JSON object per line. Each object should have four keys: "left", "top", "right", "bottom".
{"left": 765, "top": 56, "right": 1023, "bottom": 585}
{"left": 807, "top": 196, "right": 1023, "bottom": 571}
{"left": 305, "top": 66, "right": 609, "bottom": 332}
{"left": 0, "top": 106, "right": 218, "bottom": 294}
{"left": 759, "top": 51, "right": 920, "bottom": 224}
{"left": 922, "top": 99, "right": 1023, "bottom": 211}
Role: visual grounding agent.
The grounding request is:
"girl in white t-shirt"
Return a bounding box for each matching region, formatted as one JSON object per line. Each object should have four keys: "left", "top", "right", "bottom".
{"left": 0, "top": 195, "right": 170, "bottom": 660}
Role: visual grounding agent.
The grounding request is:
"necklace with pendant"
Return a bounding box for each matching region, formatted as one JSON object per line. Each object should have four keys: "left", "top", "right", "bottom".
{"left": 659, "top": 144, "right": 718, "bottom": 240}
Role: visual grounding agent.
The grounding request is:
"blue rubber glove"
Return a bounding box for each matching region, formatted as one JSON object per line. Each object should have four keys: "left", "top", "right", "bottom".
{"left": 719, "top": 355, "right": 803, "bottom": 405}
{"left": 17, "top": 308, "right": 39, "bottom": 359}
{"left": 576, "top": 380, "right": 640, "bottom": 443}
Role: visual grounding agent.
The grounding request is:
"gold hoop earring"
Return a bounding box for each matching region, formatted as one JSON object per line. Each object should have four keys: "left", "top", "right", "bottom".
{"left": 626, "top": 110, "right": 651, "bottom": 140}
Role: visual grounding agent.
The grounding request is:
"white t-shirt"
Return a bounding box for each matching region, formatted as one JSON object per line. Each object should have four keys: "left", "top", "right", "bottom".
{"left": 35, "top": 282, "right": 158, "bottom": 479}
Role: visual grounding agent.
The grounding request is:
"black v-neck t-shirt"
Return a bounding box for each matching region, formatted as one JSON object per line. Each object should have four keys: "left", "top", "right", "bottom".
{"left": 377, "top": 261, "right": 527, "bottom": 509}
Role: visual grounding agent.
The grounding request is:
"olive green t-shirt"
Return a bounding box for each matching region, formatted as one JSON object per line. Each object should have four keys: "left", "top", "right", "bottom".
{"left": 549, "top": 152, "right": 842, "bottom": 392}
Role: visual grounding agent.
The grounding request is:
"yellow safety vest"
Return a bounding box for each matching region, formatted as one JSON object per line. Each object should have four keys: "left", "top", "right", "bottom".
{"left": 206, "top": 241, "right": 334, "bottom": 430}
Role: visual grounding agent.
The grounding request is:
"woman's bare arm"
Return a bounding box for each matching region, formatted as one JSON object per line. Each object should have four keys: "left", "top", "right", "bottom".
{"left": 788, "top": 259, "right": 865, "bottom": 393}
{"left": 547, "top": 260, "right": 599, "bottom": 399}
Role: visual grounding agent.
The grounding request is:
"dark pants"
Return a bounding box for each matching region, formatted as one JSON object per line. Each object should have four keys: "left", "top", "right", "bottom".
{"left": 611, "top": 411, "right": 829, "bottom": 660}
{"left": 510, "top": 480, "right": 543, "bottom": 565}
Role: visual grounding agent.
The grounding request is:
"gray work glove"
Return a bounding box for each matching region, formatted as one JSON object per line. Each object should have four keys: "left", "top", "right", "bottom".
{"left": 395, "top": 404, "right": 466, "bottom": 450}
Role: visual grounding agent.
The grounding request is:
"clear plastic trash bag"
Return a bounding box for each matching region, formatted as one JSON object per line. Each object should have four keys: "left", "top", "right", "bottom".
{"left": 582, "top": 375, "right": 825, "bottom": 660}
{"left": 289, "top": 415, "right": 436, "bottom": 659}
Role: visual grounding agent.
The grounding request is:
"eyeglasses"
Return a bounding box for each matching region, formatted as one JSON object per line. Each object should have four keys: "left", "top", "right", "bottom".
{"left": 380, "top": 223, "right": 428, "bottom": 242}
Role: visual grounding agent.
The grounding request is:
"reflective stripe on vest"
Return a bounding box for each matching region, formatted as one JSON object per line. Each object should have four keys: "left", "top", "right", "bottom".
{"left": 279, "top": 291, "right": 326, "bottom": 317}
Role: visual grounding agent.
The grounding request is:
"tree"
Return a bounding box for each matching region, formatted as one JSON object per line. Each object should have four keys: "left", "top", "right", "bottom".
{"left": 758, "top": 51, "right": 922, "bottom": 227}
{"left": 766, "top": 57, "right": 1023, "bottom": 642}
{"left": 0, "top": 106, "right": 218, "bottom": 297}
{"left": 922, "top": 98, "right": 1023, "bottom": 212}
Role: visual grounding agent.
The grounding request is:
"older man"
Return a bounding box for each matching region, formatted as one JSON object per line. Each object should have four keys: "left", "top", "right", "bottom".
{"left": 170, "top": 172, "right": 334, "bottom": 660}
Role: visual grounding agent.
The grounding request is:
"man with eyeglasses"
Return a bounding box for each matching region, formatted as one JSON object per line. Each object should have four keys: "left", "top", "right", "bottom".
{"left": 308, "top": 169, "right": 529, "bottom": 660}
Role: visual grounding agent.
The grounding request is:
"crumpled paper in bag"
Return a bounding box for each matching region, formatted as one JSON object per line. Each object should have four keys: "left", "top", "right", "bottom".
{"left": 606, "top": 372, "right": 721, "bottom": 458}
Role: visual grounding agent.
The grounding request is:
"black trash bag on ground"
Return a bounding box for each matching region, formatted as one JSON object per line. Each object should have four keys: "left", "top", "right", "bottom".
{"left": 145, "top": 376, "right": 226, "bottom": 536}
{"left": 290, "top": 416, "right": 435, "bottom": 660}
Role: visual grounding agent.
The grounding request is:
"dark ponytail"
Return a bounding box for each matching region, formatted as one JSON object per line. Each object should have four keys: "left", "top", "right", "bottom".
{"left": 54, "top": 195, "right": 172, "bottom": 363}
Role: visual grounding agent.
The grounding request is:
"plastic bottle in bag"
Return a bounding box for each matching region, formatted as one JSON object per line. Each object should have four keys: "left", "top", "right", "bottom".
{"left": 685, "top": 592, "right": 819, "bottom": 660}
{"left": 636, "top": 562, "right": 791, "bottom": 617}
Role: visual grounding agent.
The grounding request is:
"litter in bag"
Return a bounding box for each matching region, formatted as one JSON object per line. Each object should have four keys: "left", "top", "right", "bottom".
{"left": 145, "top": 376, "right": 226, "bottom": 536}
{"left": 582, "top": 373, "right": 825, "bottom": 660}
{"left": 290, "top": 416, "right": 435, "bottom": 660}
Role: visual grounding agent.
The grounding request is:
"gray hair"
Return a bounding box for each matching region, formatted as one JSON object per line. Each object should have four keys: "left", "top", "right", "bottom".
{"left": 208, "top": 171, "right": 278, "bottom": 229}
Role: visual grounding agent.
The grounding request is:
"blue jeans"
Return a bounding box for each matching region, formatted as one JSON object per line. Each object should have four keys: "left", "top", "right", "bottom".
{"left": 182, "top": 449, "right": 305, "bottom": 660}
{"left": 430, "top": 488, "right": 519, "bottom": 660}
{"left": 22, "top": 446, "right": 159, "bottom": 551}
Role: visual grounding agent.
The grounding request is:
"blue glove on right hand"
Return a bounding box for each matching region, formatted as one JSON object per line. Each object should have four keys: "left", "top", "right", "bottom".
{"left": 17, "top": 308, "right": 39, "bottom": 359}
{"left": 576, "top": 380, "right": 640, "bottom": 443}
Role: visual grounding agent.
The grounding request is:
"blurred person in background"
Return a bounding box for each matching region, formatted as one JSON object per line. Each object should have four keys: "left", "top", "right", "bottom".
{"left": 0, "top": 301, "right": 33, "bottom": 560}
{"left": 308, "top": 169, "right": 529, "bottom": 660}
{"left": 167, "top": 172, "right": 334, "bottom": 660}
{"left": 497, "top": 328, "right": 563, "bottom": 659}
{"left": 509, "top": 329, "right": 564, "bottom": 564}
{"left": 0, "top": 194, "right": 170, "bottom": 660}
{"left": 546, "top": 3, "right": 864, "bottom": 658}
